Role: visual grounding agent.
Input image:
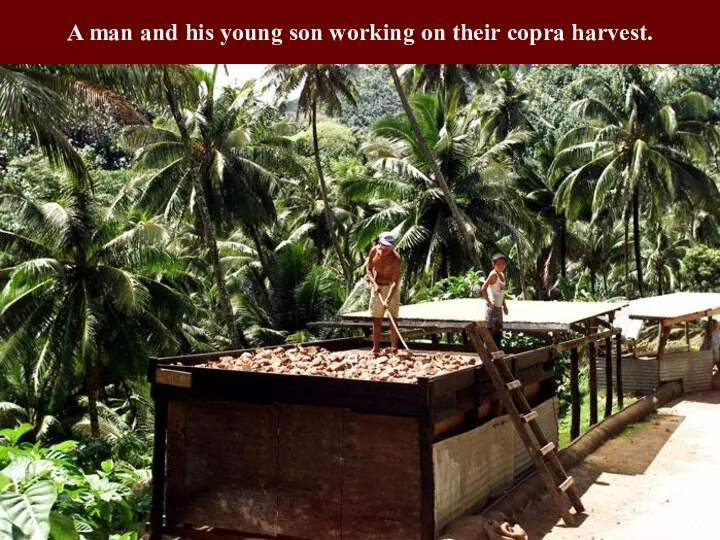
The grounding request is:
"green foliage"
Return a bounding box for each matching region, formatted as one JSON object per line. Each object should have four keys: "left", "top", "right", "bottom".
{"left": 681, "top": 245, "right": 720, "bottom": 292}
{"left": 0, "top": 425, "right": 149, "bottom": 538}
{"left": 413, "top": 270, "right": 486, "bottom": 302}
{"left": 292, "top": 121, "right": 358, "bottom": 164}
{"left": 340, "top": 65, "right": 402, "bottom": 129}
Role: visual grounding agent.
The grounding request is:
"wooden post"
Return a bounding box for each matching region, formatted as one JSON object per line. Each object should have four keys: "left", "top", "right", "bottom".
{"left": 417, "top": 377, "right": 436, "bottom": 540}
{"left": 588, "top": 341, "right": 598, "bottom": 426}
{"left": 616, "top": 333, "right": 623, "bottom": 409}
{"left": 149, "top": 391, "right": 169, "bottom": 540}
{"left": 570, "top": 347, "right": 580, "bottom": 441}
{"left": 431, "top": 333, "right": 439, "bottom": 346}
{"left": 657, "top": 324, "right": 670, "bottom": 359}
{"left": 604, "top": 336, "right": 613, "bottom": 418}
{"left": 685, "top": 321, "right": 690, "bottom": 349}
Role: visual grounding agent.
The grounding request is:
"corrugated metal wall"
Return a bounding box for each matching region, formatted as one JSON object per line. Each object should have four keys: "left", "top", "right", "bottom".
{"left": 598, "top": 350, "right": 712, "bottom": 394}
{"left": 432, "top": 396, "right": 558, "bottom": 533}
{"left": 598, "top": 356, "right": 659, "bottom": 395}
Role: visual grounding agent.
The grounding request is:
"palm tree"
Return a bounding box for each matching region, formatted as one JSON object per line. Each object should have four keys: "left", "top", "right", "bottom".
{"left": 0, "top": 181, "right": 192, "bottom": 437}
{"left": 226, "top": 226, "right": 344, "bottom": 345}
{"left": 0, "top": 64, "right": 185, "bottom": 187}
{"left": 551, "top": 65, "right": 719, "bottom": 297}
{"left": 370, "top": 85, "right": 530, "bottom": 273}
{"left": 386, "top": 64, "right": 485, "bottom": 269}
{"left": 642, "top": 217, "right": 689, "bottom": 295}
{"left": 567, "top": 220, "right": 624, "bottom": 297}
{"left": 263, "top": 64, "right": 358, "bottom": 290}
{"left": 399, "top": 64, "right": 495, "bottom": 104}
{"left": 515, "top": 138, "right": 576, "bottom": 298}
{"left": 123, "top": 73, "right": 295, "bottom": 297}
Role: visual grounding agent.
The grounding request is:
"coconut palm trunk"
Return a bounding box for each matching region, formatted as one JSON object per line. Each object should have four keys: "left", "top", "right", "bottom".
{"left": 387, "top": 64, "right": 482, "bottom": 269}
{"left": 87, "top": 358, "right": 100, "bottom": 438}
{"left": 311, "top": 98, "right": 354, "bottom": 290}
{"left": 632, "top": 189, "right": 644, "bottom": 296}
{"left": 161, "top": 69, "right": 246, "bottom": 349}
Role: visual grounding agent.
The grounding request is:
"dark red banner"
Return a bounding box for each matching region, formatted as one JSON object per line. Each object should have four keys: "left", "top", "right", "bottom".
{"left": 1, "top": 0, "right": 713, "bottom": 62}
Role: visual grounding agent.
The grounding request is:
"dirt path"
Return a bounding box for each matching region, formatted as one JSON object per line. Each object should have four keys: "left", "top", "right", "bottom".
{"left": 515, "top": 388, "right": 720, "bottom": 539}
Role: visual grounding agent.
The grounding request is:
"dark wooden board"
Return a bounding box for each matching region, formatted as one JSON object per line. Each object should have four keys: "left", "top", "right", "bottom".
{"left": 342, "top": 413, "right": 422, "bottom": 540}
{"left": 166, "top": 400, "right": 187, "bottom": 521}
{"left": 150, "top": 366, "right": 427, "bottom": 417}
{"left": 174, "top": 400, "right": 279, "bottom": 536}
{"left": 277, "top": 405, "right": 343, "bottom": 540}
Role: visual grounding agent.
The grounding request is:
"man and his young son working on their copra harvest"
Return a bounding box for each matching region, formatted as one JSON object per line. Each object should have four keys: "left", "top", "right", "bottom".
{"left": 365, "top": 232, "right": 509, "bottom": 354}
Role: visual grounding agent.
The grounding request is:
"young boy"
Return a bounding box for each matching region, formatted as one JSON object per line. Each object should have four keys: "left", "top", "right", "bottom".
{"left": 480, "top": 253, "right": 509, "bottom": 349}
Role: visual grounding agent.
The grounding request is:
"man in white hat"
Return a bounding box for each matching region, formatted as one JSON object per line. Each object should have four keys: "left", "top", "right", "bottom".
{"left": 365, "top": 232, "right": 402, "bottom": 354}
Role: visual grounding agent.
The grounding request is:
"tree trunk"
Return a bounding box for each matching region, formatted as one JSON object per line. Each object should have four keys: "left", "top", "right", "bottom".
{"left": 249, "top": 224, "right": 275, "bottom": 286}
{"left": 387, "top": 64, "right": 482, "bottom": 269}
{"left": 624, "top": 214, "right": 630, "bottom": 298}
{"left": 439, "top": 249, "right": 449, "bottom": 280}
{"left": 311, "top": 99, "right": 354, "bottom": 291}
{"left": 590, "top": 268, "right": 596, "bottom": 297}
{"left": 162, "top": 68, "right": 246, "bottom": 349}
{"left": 559, "top": 214, "right": 567, "bottom": 278}
{"left": 658, "top": 265, "right": 663, "bottom": 296}
{"left": 603, "top": 271, "right": 609, "bottom": 296}
{"left": 632, "top": 189, "right": 644, "bottom": 297}
{"left": 87, "top": 361, "right": 100, "bottom": 438}
{"left": 516, "top": 236, "right": 526, "bottom": 299}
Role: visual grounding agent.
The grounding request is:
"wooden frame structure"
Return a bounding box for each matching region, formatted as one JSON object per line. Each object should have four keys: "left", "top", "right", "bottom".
{"left": 317, "top": 298, "right": 628, "bottom": 443}
{"left": 626, "top": 292, "right": 720, "bottom": 359}
{"left": 599, "top": 292, "right": 720, "bottom": 395}
{"left": 147, "top": 336, "right": 559, "bottom": 540}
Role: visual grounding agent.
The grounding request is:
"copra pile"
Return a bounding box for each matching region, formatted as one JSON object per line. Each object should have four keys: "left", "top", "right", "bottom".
{"left": 199, "top": 345, "right": 479, "bottom": 383}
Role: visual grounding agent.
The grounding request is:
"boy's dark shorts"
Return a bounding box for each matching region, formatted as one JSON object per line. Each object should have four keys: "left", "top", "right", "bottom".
{"left": 486, "top": 306, "right": 504, "bottom": 330}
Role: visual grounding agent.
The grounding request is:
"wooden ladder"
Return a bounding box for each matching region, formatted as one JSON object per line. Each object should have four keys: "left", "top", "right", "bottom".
{"left": 466, "top": 324, "right": 585, "bottom": 526}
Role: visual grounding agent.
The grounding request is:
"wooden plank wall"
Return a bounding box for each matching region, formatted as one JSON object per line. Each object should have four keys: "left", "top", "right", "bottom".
{"left": 166, "top": 400, "right": 422, "bottom": 540}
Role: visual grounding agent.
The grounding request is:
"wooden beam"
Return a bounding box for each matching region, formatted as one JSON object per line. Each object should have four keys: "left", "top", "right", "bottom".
{"left": 554, "top": 328, "right": 620, "bottom": 353}
{"left": 149, "top": 391, "right": 169, "bottom": 540}
{"left": 594, "top": 317, "right": 613, "bottom": 330}
{"left": 627, "top": 306, "right": 720, "bottom": 326}
{"left": 588, "top": 341, "right": 598, "bottom": 427}
{"left": 604, "top": 336, "right": 613, "bottom": 419}
{"left": 616, "top": 333, "right": 623, "bottom": 409}
{"left": 570, "top": 347, "right": 580, "bottom": 441}
{"left": 417, "top": 378, "right": 436, "bottom": 540}
{"left": 657, "top": 325, "right": 670, "bottom": 360}
{"left": 312, "top": 318, "right": 573, "bottom": 332}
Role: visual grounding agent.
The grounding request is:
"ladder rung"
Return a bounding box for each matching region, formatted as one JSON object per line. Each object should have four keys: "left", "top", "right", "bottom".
{"left": 506, "top": 380, "right": 522, "bottom": 391}
{"left": 491, "top": 351, "right": 506, "bottom": 360}
{"left": 523, "top": 411, "right": 539, "bottom": 423}
{"left": 539, "top": 442, "right": 555, "bottom": 457}
{"left": 558, "top": 476, "right": 574, "bottom": 492}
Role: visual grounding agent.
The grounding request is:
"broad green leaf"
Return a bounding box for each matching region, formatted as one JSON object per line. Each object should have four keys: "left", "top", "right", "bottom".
{"left": 0, "top": 480, "right": 57, "bottom": 540}
{"left": 2, "top": 456, "right": 32, "bottom": 485}
{"left": 0, "top": 516, "right": 25, "bottom": 539}
{"left": 0, "top": 425, "right": 33, "bottom": 446}
{"left": 49, "top": 441, "right": 78, "bottom": 454}
{"left": 49, "top": 511, "right": 78, "bottom": 540}
{"left": 0, "top": 473, "right": 12, "bottom": 491}
{"left": 110, "top": 532, "right": 138, "bottom": 540}
{"left": 72, "top": 517, "right": 93, "bottom": 534}
{"left": 100, "top": 460, "right": 113, "bottom": 474}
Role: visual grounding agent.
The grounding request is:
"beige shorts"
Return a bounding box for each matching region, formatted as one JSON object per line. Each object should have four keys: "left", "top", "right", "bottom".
{"left": 369, "top": 284, "right": 400, "bottom": 318}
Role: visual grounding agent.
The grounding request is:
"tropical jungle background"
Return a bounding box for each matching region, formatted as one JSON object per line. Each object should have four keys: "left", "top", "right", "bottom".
{"left": 2, "top": 64, "right": 720, "bottom": 538}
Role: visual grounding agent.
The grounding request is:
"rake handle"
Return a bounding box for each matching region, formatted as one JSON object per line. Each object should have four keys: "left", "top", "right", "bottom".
{"left": 369, "top": 274, "right": 410, "bottom": 352}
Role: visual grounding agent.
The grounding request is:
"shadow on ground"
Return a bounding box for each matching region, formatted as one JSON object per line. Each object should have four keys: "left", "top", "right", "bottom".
{"left": 514, "top": 410, "right": 685, "bottom": 539}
